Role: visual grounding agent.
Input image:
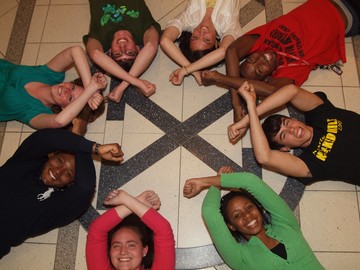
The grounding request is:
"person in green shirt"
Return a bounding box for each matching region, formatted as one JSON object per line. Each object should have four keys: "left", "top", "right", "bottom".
{"left": 183, "top": 167, "right": 324, "bottom": 269}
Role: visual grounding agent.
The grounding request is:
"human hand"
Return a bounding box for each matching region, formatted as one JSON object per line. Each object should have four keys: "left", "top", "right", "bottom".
{"left": 183, "top": 178, "right": 205, "bottom": 199}
{"left": 238, "top": 81, "right": 256, "bottom": 105}
{"left": 90, "top": 72, "right": 107, "bottom": 90}
{"left": 192, "top": 71, "right": 203, "bottom": 86}
{"left": 201, "top": 70, "right": 219, "bottom": 86}
{"left": 137, "top": 190, "right": 161, "bottom": 211}
{"left": 87, "top": 91, "right": 103, "bottom": 110}
{"left": 228, "top": 122, "right": 247, "bottom": 143}
{"left": 103, "top": 189, "right": 126, "bottom": 206}
{"left": 97, "top": 143, "right": 124, "bottom": 162}
{"left": 136, "top": 79, "right": 156, "bottom": 97}
{"left": 169, "top": 68, "right": 186, "bottom": 85}
{"left": 107, "top": 84, "right": 126, "bottom": 103}
{"left": 217, "top": 166, "right": 233, "bottom": 175}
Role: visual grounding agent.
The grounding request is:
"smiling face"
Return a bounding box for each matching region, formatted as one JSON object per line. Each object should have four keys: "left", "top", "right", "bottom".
{"left": 225, "top": 196, "right": 266, "bottom": 240}
{"left": 41, "top": 152, "right": 75, "bottom": 188}
{"left": 273, "top": 117, "right": 313, "bottom": 150}
{"left": 111, "top": 30, "right": 139, "bottom": 62}
{"left": 51, "top": 82, "right": 84, "bottom": 108}
{"left": 240, "top": 50, "right": 278, "bottom": 81}
{"left": 190, "top": 23, "right": 217, "bottom": 51}
{"left": 110, "top": 227, "right": 148, "bottom": 270}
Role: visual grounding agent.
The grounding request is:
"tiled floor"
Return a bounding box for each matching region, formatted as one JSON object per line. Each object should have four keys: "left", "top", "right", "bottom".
{"left": 1, "top": 0, "right": 360, "bottom": 269}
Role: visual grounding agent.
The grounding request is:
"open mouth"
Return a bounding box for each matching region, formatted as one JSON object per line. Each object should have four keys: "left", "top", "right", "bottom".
{"left": 246, "top": 219, "right": 257, "bottom": 228}
{"left": 49, "top": 170, "right": 56, "bottom": 181}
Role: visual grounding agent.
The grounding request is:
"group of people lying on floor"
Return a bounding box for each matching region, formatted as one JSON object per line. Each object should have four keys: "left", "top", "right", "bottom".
{"left": 1, "top": 0, "right": 360, "bottom": 268}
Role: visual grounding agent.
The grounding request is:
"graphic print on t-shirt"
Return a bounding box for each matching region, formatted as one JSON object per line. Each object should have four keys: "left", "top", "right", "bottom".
{"left": 263, "top": 24, "right": 305, "bottom": 68}
{"left": 312, "top": 118, "right": 342, "bottom": 161}
{"left": 100, "top": 4, "right": 139, "bottom": 26}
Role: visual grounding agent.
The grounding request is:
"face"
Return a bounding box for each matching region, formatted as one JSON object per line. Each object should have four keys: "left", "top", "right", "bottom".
{"left": 41, "top": 153, "right": 75, "bottom": 188}
{"left": 240, "top": 50, "right": 278, "bottom": 81}
{"left": 190, "top": 23, "right": 217, "bottom": 51}
{"left": 111, "top": 30, "right": 139, "bottom": 62}
{"left": 110, "top": 227, "right": 148, "bottom": 270}
{"left": 51, "top": 82, "right": 84, "bottom": 108}
{"left": 273, "top": 117, "right": 313, "bottom": 149}
{"left": 225, "top": 196, "right": 265, "bottom": 240}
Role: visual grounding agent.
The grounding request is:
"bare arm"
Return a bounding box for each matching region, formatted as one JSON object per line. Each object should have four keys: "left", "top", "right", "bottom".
{"left": 86, "top": 38, "right": 141, "bottom": 86}
{"left": 103, "top": 190, "right": 161, "bottom": 220}
{"left": 168, "top": 35, "right": 237, "bottom": 85}
{"left": 47, "top": 46, "right": 92, "bottom": 87}
{"left": 109, "top": 26, "right": 159, "bottom": 97}
{"left": 29, "top": 73, "right": 106, "bottom": 129}
{"left": 240, "top": 82, "right": 312, "bottom": 177}
{"left": 228, "top": 83, "right": 324, "bottom": 141}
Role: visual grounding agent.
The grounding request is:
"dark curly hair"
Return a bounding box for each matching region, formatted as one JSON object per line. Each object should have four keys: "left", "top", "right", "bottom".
{"left": 177, "top": 31, "right": 222, "bottom": 69}
{"left": 220, "top": 190, "right": 271, "bottom": 242}
{"left": 107, "top": 214, "right": 154, "bottom": 269}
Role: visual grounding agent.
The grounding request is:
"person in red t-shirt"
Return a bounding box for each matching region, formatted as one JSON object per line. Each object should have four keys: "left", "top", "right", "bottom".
{"left": 200, "top": 0, "right": 359, "bottom": 123}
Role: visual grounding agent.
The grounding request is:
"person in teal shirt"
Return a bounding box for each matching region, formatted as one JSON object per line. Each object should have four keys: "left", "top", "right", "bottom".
{"left": 183, "top": 167, "right": 324, "bottom": 269}
{"left": 0, "top": 46, "right": 105, "bottom": 129}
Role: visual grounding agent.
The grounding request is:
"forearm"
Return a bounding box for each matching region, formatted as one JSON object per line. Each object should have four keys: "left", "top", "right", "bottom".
{"left": 90, "top": 49, "right": 139, "bottom": 85}
{"left": 160, "top": 36, "right": 191, "bottom": 67}
{"left": 114, "top": 192, "right": 150, "bottom": 220}
{"left": 247, "top": 101, "right": 273, "bottom": 164}
{"left": 54, "top": 83, "right": 100, "bottom": 126}
{"left": 185, "top": 47, "right": 226, "bottom": 74}
{"left": 128, "top": 41, "right": 158, "bottom": 79}
{"left": 69, "top": 46, "right": 92, "bottom": 86}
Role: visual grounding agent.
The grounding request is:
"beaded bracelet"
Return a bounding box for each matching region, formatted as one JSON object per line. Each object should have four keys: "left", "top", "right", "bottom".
{"left": 94, "top": 143, "right": 100, "bottom": 156}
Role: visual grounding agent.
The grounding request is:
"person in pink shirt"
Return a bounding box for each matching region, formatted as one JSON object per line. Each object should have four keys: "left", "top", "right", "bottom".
{"left": 86, "top": 189, "right": 175, "bottom": 270}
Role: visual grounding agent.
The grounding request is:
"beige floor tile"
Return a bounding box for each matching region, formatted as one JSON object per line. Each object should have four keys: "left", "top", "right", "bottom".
{"left": 25, "top": 229, "right": 59, "bottom": 244}
{"left": 262, "top": 168, "right": 287, "bottom": 195}
{"left": 36, "top": 0, "right": 50, "bottom": 5}
{"left": 305, "top": 181, "right": 356, "bottom": 191}
{"left": 182, "top": 65, "right": 227, "bottom": 121}
{"left": 199, "top": 134, "right": 242, "bottom": 166}
{"left": 300, "top": 191, "right": 360, "bottom": 252}
{"left": 21, "top": 43, "right": 41, "bottom": 65}
{"left": 42, "top": 5, "right": 90, "bottom": 43}
{"left": 26, "top": 6, "right": 48, "bottom": 44}
{"left": 344, "top": 86, "right": 360, "bottom": 114}
{"left": 123, "top": 105, "right": 164, "bottom": 134}
{"left": 143, "top": 51, "right": 184, "bottom": 121}
{"left": 156, "top": 1, "right": 188, "bottom": 29}
{"left": 241, "top": 10, "right": 266, "bottom": 33}
{"left": 0, "top": 132, "right": 21, "bottom": 166}
{"left": 145, "top": 0, "right": 184, "bottom": 22}
{"left": 342, "top": 43, "right": 360, "bottom": 87}
{"left": 0, "top": 7, "right": 17, "bottom": 55}
{"left": 122, "top": 133, "right": 163, "bottom": 160}
{"left": 75, "top": 225, "right": 87, "bottom": 270}
{"left": 36, "top": 42, "right": 85, "bottom": 65}
{"left": 104, "top": 120, "right": 123, "bottom": 145}
{"left": 0, "top": 243, "right": 56, "bottom": 270}
{"left": 0, "top": 0, "right": 17, "bottom": 17}
{"left": 315, "top": 252, "right": 360, "bottom": 270}
{"left": 178, "top": 149, "right": 215, "bottom": 247}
